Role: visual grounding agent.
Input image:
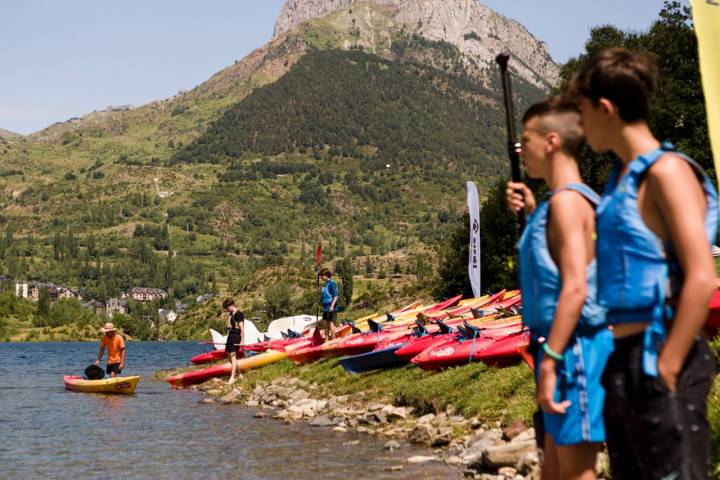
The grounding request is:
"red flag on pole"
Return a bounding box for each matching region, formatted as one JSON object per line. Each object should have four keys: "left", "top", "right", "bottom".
{"left": 315, "top": 244, "right": 322, "bottom": 267}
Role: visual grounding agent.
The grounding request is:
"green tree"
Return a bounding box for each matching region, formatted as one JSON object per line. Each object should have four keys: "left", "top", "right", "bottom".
{"left": 264, "top": 282, "right": 292, "bottom": 320}
{"left": 37, "top": 287, "right": 51, "bottom": 320}
{"left": 365, "top": 257, "right": 374, "bottom": 274}
{"left": 334, "top": 257, "right": 354, "bottom": 308}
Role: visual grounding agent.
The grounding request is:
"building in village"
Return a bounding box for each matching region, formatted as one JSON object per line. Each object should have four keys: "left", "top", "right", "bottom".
{"left": 105, "top": 298, "right": 129, "bottom": 317}
{"left": 123, "top": 287, "right": 167, "bottom": 302}
{"left": 158, "top": 309, "right": 177, "bottom": 324}
{"left": 14, "top": 280, "right": 81, "bottom": 302}
{"left": 196, "top": 293, "right": 214, "bottom": 304}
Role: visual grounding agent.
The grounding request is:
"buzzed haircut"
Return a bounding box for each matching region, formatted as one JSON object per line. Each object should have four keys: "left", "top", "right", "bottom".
{"left": 522, "top": 97, "right": 586, "bottom": 158}
{"left": 222, "top": 299, "right": 235, "bottom": 309}
{"left": 567, "top": 47, "right": 658, "bottom": 123}
{"left": 319, "top": 268, "right": 332, "bottom": 278}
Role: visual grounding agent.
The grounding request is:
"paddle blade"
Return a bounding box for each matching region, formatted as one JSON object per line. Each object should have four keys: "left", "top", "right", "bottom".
{"left": 316, "top": 244, "right": 322, "bottom": 267}
{"left": 311, "top": 326, "right": 325, "bottom": 346}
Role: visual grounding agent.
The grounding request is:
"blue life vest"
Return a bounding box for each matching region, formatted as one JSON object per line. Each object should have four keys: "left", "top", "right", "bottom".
{"left": 596, "top": 142, "right": 718, "bottom": 376}
{"left": 518, "top": 183, "right": 606, "bottom": 338}
{"left": 321, "top": 278, "right": 338, "bottom": 305}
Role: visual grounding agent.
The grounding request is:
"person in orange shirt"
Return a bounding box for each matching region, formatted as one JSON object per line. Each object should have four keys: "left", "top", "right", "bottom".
{"left": 95, "top": 322, "right": 126, "bottom": 378}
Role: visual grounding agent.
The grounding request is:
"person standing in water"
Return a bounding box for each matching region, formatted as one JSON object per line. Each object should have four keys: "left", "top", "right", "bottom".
{"left": 95, "top": 322, "right": 126, "bottom": 378}
{"left": 319, "top": 268, "right": 339, "bottom": 340}
{"left": 506, "top": 97, "right": 611, "bottom": 480}
{"left": 568, "top": 48, "right": 718, "bottom": 479}
{"left": 222, "top": 299, "right": 245, "bottom": 384}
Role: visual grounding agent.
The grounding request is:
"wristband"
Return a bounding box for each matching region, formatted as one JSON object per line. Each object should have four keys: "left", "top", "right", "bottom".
{"left": 542, "top": 342, "right": 564, "bottom": 361}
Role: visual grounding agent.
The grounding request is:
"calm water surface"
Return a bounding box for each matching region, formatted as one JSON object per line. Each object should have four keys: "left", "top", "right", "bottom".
{"left": 0, "top": 342, "right": 461, "bottom": 479}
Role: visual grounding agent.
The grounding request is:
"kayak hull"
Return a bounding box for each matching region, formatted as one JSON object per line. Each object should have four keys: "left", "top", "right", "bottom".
{"left": 191, "top": 350, "right": 228, "bottom": 365}
{"left": 63, "top": 375, "right": 140, "bottom": 395}
{"left": 168, "top": 350, "right": 288, "bottom": 388}
{"left": 476, "top": 331, "right": 531, "bottom": 367}
{"left": 339, "top": 345, "right": 406, "bottom": 374}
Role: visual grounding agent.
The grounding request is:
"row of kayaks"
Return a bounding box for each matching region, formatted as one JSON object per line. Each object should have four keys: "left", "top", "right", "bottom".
{"left": 167, "top": 290, "right": 531, "bottom": 386}
{"left": 169, "top": 288, "right": 720, "bottom": 387}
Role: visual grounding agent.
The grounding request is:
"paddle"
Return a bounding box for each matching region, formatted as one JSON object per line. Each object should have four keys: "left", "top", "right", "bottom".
{"left": 316, "top": 243, "right": 322, "bottom": 327}
{"left": 495, "top": 52, "right": 525, "bottom": 231}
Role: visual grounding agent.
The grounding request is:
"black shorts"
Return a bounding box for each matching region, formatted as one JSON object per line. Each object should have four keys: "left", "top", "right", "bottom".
{"left": 321, "top": 310, "right": 338, "bottom": 325}
{"left": 602, "top": 333, "right": 717, "bottom": 480}
{"left": 106, "top": 363, "right": 122, "bottom": 375}
{"left": 226, "top": 330, "right": 241, "bottom": 353}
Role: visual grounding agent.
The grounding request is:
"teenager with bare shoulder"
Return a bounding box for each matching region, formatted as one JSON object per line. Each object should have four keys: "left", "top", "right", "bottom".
{"left": 568, "top": 48, "right": 718, "bottom": 479}
{"left": 506, "top": 98, "right": 611, "bottom": 480}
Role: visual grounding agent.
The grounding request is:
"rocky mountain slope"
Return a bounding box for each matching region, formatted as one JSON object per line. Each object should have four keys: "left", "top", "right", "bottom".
{"left": 273, "top": 0, "right": 559, "bottom": 88}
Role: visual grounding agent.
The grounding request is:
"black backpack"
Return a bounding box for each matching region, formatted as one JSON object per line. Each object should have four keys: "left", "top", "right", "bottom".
{"left": 84, "top": 364, "right": 106, "bottom": 380}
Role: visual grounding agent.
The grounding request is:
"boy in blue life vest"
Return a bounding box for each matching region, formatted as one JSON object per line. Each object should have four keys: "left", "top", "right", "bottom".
{"left": 319, "top": 268, "right": 339, "bottom": 340}
{"left": 568, "top": 48, "right": 718, "bottom": 480}
{"left": 506, "top": 97, "right": 612, "bottom": 480}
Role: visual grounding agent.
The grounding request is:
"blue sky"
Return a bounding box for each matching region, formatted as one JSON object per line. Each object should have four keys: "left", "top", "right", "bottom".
{"left": 0, "top": 0, "right": 678, "bottom": 135}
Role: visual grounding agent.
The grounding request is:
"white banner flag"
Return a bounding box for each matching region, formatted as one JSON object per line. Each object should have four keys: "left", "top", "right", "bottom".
{"left": 467, "top": 181, "right": 481, "bottom": 298}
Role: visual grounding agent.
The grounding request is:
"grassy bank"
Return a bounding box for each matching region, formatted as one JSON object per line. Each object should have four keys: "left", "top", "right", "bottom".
{"left": 165, "top": 357, "right": 537, "bottom": 425}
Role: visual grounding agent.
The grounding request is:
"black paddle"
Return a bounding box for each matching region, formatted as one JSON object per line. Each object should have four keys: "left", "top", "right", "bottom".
{"left": 495, "top": 52, "right": 525, "bottom": 232}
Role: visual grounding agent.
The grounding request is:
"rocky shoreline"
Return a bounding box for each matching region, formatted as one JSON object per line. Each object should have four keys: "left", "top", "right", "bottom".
{"left": 192, "top": 375, "right": 544, "bottom": 480}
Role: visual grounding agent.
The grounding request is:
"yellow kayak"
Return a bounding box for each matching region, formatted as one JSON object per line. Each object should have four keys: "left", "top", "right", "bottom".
{"left": 64, "top": 375, "right": 140, "bottom": 395}
{"left": 167, "top": 349, "right": 288, "bottom": 387}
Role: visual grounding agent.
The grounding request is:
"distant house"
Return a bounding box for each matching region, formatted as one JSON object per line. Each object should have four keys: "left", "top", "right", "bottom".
{"left": 106, "top": 298, "right": 129, "bottom": 317}
{"left": 15, "top": 281, "right": 29, "bottom": 299}
{"left": 175, "top": 303, "right": 188, "bottom": 314}
{"left": 196, "top": 293, "right": 214, "bottom": 304}
{"left": 82, "top": 300, "right": 104, "bottom": 316}
{"left": 15, "top": 281, "right": 80, "bottom": 302}
{"left": 124, "top": 287, "right": 167, "bottom": 302}
{"left": 158, "top": 309, "right": 177, "bottom": 324}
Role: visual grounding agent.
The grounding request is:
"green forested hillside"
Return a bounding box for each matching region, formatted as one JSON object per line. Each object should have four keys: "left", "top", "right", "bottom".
{"left": 175, "top": 49, "right": 514, "bottom": 173}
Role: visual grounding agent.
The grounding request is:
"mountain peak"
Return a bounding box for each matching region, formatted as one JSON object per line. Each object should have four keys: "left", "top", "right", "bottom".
{"left": 273, "top": 0, "right": 559, "bottom": 87}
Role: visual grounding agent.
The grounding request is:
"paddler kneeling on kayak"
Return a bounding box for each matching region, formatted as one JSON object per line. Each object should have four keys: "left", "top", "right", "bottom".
{"left": 222, "top": 299, "right": 245, "bottom": 384}
{"left": 95, "top": 322, "right": 126, "bottom": 378}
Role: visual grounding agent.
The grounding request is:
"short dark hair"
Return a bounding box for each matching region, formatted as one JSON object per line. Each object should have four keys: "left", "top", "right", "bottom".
{"left": 567, "top": 47, "right": 658, "bottom": 122}
{"left": 522, "top": 97, "right": 585, "bottom": 158}
{"left": 222, "top": 299, "right": 235, "bottom": 309}
{"left": 319, "top": 268, "right": 332, "bottom": 278}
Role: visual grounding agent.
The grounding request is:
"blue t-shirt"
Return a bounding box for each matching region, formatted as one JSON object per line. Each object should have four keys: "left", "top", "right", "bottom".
{"left": 321, "top": 278, "right": 339, "bottom": 312}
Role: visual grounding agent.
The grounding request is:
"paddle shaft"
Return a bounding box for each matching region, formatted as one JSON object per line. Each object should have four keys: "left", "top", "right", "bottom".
{"left": 495, "top": 52, "right": 525, "bottom": 231}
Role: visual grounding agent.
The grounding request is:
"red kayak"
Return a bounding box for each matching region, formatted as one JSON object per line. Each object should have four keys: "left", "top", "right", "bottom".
{"left": 410, "top": 323, "right": 524, "bottom": 370}
{"left": 422, "top": 291, "right": 506, "bottom": 321}
{"left": 191, "top": 349, "right": 228, "bottom": 365}
{"left": 422, "top": 294, "right": 463, "bottom": 313}
{"left": 475, "top": 330, "right": 531, "bottom": 367}
{"left": 705, "top": 290, "right": 720, "bottom": 338}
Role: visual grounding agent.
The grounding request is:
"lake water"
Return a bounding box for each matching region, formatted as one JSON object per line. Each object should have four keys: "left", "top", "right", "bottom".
{"left": 0, "top": 341, "right": 462, "bottom": 479}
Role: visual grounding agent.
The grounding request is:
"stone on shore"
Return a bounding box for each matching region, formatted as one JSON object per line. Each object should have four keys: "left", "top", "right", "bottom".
{"left": 220, "top": 389, "right": 241, "bottom": 404}
{"left": 384, "top": 440, "right": 401, "bottom": 451}
{"left": 431, "top": 427, "right": 454, "bottom": 447}
{"left": 309, "top": 415, "right": 334, "bottom": 427}
{"left": 408, "top": 424, "right": 434, "bottom": 445}
{"left": 288, "top": 389, "right": 310, "bottom": 402}
{"left": 482, "top": 441, "right": 536, "bottom": 469}
{"left": 502, "top": 420, "right": 528, "bottom": 441}
{"left": 407, "top": 455, "right": 437, "bottom": 464}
